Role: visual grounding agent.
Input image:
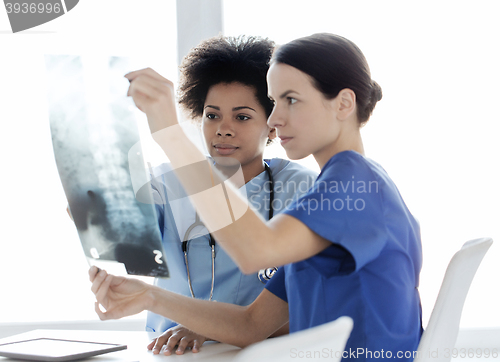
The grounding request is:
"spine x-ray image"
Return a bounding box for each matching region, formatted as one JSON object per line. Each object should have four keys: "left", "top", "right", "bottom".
{"left": 46, "top": 54, "right": 169, "bottom": 278}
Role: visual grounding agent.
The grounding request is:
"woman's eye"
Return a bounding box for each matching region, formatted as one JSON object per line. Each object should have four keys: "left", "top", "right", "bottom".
{"left": 236, "top": 115, "right": 250, "bottom": 121}
{"left": 206, "top": 113, "right": 218, "bottom": 120}
{"left": 287, "top": 97, "right": 297, "bottom": 105}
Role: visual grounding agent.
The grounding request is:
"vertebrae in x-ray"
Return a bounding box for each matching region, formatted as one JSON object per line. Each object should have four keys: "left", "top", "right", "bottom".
{"left": 46, "top": 54, "right": 169, "bottom": 278}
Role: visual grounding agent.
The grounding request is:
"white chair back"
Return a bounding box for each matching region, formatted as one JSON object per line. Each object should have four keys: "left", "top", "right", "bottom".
{"left": 234, "top": 316, "right": 353, "bottom": 362}
{"left": 414, "top": 237, "right": 493, "bottom": 362}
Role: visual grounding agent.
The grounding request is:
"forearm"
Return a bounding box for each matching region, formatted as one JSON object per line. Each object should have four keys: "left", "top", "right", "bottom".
{"left": 91, "top": 267, "right": 276, "bottom": 346}
{"left": 148, "top": 284, "right": 269, "bottom": 347}
{"left": 268, "top": 322, "right": 289, "bottom": 338}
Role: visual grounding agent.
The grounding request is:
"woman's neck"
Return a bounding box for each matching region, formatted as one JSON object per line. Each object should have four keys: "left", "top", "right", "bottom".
{"left": 314, "top": 128, "right": 364, "bottom": 170}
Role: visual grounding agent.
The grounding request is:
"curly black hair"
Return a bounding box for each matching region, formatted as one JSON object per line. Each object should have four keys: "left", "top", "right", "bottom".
{"left": 178, "top": 35, "right": 275, "bottom": 121}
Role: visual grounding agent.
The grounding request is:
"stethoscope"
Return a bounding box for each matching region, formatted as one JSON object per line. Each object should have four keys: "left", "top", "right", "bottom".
{"left": 182, "top": 162, "right": 277, "bottom": 301}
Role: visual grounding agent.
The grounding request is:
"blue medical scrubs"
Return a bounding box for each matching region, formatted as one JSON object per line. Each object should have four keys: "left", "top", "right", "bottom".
{"left": 265, "top": 150, "right": 423, "bottom": 362}
{"left": 146, "top": 158, "right": 317, "bottom": 333}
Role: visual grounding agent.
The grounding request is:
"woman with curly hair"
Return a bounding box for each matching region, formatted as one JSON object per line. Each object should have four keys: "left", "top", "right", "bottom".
{"left": 145, "top": 35, "right": 317, "bottom": 354}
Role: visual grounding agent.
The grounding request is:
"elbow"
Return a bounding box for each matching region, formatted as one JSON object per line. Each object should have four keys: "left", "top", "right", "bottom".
{"left": 236, "top": 248, "right": 274, "bottom": 274}
{"left": 234, "top": 244, "right": 275, "bottom": 274}
{"left": 225, "top": 306, "right": 269, "bottom": 348}
{"left": 233, "top": 340, "right": 253, "bottom": 349}
{"left": 238, "top": 259, "right": 261, "bottom": 275}
{"left": 231, "top": 328, "right": 270, "bottom": 349}
{"left": 234, "top": 338, "right": 262, "bottom": 349}
{"left": 232, "top": 328, "right": 274, "bottom": 349}
{"left": 229, "top": 224, "right": 276, "bottom": 274}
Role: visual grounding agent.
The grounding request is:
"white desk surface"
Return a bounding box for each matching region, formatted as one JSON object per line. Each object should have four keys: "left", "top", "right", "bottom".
{"left": 0, "top": 329, "right": 241, "bottom": 361}
{"left": 2, "top": 327, "right": 500, "bottom": 362}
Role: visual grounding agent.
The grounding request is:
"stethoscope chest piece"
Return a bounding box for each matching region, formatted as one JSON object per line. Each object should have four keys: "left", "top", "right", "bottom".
{"left": 258, "top": 267, "right": 278, "bottom": 284}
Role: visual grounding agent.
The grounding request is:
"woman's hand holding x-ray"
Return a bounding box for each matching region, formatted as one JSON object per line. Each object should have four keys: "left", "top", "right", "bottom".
{"left": 124, "top": 68, "right": 178, "bottom": 135}
{"left": 89, "top": 266, "right": 152, "bottom": 320}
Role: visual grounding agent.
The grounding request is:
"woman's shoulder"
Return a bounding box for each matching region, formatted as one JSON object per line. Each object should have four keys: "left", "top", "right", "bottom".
{"left": 320, "top": 151, "right": 386, "bottom": 182}
{"left": 317, "top": 151, "right": 407, "bottom": 212}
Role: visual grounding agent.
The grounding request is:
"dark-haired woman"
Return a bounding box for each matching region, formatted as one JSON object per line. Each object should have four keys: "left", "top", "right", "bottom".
{"left": 145, "top": 35, "right": 317, "bottom": 354}
{"left": 89, "top": 33, "right": 422, "bottom": 362}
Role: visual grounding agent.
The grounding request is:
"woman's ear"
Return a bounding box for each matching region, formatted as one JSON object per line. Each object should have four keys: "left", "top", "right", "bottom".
{"left": 337, "top": 88, "right": 356, "bottom": 121}
{"left": 268, "top": 127, "right": 277, "bottom": 140}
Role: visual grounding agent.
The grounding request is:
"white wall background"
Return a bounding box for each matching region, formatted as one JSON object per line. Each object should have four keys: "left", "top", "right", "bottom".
{"left": 0, "top": 0, "right": 499, "bottom": 330}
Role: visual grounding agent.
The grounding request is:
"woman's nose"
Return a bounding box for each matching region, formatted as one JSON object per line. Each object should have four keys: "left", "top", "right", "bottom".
{"left": 217, "top": 119, "right": 235, "bottom": 137}
{"left": 267, "top": 107, "right": 284, "bottom": 129}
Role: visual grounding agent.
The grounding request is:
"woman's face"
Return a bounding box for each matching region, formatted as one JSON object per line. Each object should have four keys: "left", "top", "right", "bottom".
{"left": 202, "top": 82, "right": 274, "bottom": 178}
{"left": 267, "top": 62, "right": 341, "bottom": 164}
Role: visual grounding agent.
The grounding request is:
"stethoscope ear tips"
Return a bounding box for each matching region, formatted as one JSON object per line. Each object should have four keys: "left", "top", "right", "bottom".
{"left": 257, "top": 267, "right": 278, "bottom": 284}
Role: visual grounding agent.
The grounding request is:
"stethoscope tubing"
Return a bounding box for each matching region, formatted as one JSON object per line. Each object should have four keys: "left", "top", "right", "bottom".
{"left": 182, "top": 162, "right": 275, "bottom": 300}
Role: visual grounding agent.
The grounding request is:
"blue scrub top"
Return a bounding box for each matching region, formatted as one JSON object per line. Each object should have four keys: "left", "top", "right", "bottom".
{"left": 265, "top": 151, "right": 423, "bottom": 362}
{"left": 146, "top": 158, "right": 317, "bottom": 333}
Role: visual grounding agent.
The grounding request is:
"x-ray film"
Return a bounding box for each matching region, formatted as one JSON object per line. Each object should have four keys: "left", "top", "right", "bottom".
{"left": 46, "top": 55, "right": 169, "bottom": 278}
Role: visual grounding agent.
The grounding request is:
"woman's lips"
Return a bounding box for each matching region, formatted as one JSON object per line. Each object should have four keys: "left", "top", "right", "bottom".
{"left": 279, "top": 136, "right": 293, "bottom": 146}
{"left": 213, "top": 144, "right": 238, "bottom": 155}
